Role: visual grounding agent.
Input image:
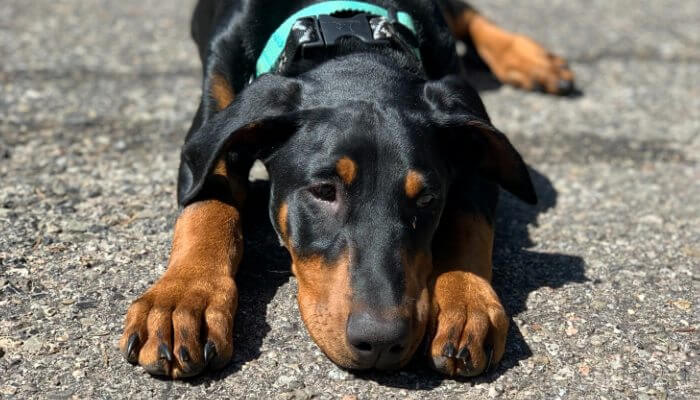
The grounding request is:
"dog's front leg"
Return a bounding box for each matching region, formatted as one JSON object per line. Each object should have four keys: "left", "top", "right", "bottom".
{"left": 427, "top": 209, "right": 509, "bottom": 377}
{"left": 119, "top": 159, "right": 244, "bottom": 378}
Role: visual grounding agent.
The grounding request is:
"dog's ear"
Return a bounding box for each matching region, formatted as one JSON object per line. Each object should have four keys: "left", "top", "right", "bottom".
{"left": 423, "top": 76, "right": 537, "bottom": 204}
{"left": 178, "top": 75, "right": 312, "bottom": 206}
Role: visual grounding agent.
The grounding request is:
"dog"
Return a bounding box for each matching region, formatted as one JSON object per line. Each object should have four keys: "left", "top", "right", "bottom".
{"left": 119, "top": 0, "right": 575, "bottom": 378}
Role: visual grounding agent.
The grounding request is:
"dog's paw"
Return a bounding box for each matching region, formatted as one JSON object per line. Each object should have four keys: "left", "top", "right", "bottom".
{"left": 119, "top": 274, "right": 237, "bottom": 378}
{"left": 485, "top": 34, "right": 576, "bottom": 95}
{"left": 427, "top": 271, "right": 508, "bottom": 377}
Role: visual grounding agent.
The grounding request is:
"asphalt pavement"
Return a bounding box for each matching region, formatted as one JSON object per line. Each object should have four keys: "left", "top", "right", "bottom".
{"left": 0, "top": 1, "right": 698, "bottom": 399}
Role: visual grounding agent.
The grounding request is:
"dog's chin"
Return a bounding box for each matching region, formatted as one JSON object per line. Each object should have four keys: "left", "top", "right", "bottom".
{"left": 323, "top": 347, "right": 416, "bottom": 372}
{"left": 373, "top": 356, "right": 412, "bottom": 371}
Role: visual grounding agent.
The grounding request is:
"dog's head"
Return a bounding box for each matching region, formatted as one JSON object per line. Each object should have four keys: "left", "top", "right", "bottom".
{"left": 178, "top": 61, "right": 535, "bottom": 370}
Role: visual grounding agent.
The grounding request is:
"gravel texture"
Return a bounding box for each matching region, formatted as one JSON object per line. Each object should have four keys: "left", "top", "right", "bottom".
{"left": 1, "top": 0, "right": 698, "bottom": 399}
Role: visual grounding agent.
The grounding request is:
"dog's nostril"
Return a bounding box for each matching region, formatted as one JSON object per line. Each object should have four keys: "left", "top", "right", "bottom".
{"left": 389, "top": 344, "right": 404, "bottom": 354}
{"left": 355, "top": 341, "right": 372, "bottom": 352}
{"left": 346, "top": 311, "right": 410, "bottom": 366}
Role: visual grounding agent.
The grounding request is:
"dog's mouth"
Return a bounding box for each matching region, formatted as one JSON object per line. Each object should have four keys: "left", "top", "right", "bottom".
{"left": 325, "top": 342, "right": 415, "bottom": 372}
{"left": 344, "top": 343, "right": 415, "bottom": 371}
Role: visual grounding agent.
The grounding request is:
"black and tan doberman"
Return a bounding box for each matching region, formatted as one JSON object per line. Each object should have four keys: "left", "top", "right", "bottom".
{"left": 120, "top": 0, "right": 574, "bottom": 378}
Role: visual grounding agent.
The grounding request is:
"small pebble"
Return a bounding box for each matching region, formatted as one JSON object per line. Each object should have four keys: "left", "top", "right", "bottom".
{"left": 327, "top": 368, "right": 351, "bottom": 381}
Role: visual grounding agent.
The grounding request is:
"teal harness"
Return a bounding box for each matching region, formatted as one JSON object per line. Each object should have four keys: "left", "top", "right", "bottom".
{"left": 255, "top": 1, "right": 420, "bottom": 78}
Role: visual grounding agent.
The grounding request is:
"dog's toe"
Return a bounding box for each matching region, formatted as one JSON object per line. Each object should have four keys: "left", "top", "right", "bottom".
{"left": 427, "top": 272, "right": 509, "bottom": 377}
{"left": 119, "top": 276, "right": 237, "bottom": 379}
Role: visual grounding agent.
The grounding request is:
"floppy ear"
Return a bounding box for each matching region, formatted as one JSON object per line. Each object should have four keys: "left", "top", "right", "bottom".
{"left": 424, "top": 76, "right": 538, "bottom": 204}
{"left": 178, "top": 75, "right": 311, "bottom": 206}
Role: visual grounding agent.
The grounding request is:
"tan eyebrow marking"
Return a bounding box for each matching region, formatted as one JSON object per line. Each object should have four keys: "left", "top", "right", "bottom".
{"left": 404, "top": 169, "right": 424, "bottom": 199}
{"left": 336, "top": 157, "right": 358, "bottom": 185}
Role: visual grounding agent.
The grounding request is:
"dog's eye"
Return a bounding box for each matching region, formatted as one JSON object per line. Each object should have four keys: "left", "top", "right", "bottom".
{"left": 416, "top": 193, "right": 435, "bottom": 208}
{"left": 309, "top": 184, "right": 337, "bottom": 202}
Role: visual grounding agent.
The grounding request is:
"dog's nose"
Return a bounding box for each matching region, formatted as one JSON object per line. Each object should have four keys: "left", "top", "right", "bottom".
{"left": 346, "top": 311, "right": 409, "bottom": 369}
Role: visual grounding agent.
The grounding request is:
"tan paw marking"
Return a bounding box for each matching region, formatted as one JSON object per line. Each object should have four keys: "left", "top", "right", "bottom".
{"left": 119, "top": 275, "right": 237, "bottom": 378}
{"left": 428, "top": 271, "right": 508, "bottom": 377}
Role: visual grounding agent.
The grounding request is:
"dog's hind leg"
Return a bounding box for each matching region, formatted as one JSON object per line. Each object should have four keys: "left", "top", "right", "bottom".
{"left": 439, "top": 0, "right": 576, "bottom": 95}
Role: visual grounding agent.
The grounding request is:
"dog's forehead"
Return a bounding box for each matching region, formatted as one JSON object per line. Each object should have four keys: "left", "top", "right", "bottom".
{"left": 294, "top": 103, "right": 437, "bottom": 171}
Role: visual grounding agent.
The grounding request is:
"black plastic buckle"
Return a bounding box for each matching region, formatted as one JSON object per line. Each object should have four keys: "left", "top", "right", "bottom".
{"left": 320, "top": 13, "right": 382, "bottom": 45}
{"left": 301, "top": 13, "right": 388, "bottom": 56}
{"left": 274, "top": 13, "right": 398, "bottom": 74}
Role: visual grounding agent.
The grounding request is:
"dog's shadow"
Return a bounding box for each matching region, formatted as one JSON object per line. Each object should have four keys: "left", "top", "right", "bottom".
{"left": 192, "top": 166, "right": 586, "bottom": 389}
{"left": 222, "top": 181, "right": 294, "bottom": 374}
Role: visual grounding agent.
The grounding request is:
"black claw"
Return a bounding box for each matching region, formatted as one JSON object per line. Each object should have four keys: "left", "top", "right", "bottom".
{"left": 458, "top": 347, "right": 475, "bottom": 371}
{"left": 179, "top": 347, "right": 190, "bottom": 363}
{"left": 158, "top": 343, "right": 173, "bottom": 363}
{"left": 126, "top": 334, "right": 140, "bottom": 363}
{"left": 442, "top": 342, "right": 456, "bottom": 358}
{"left": 126, "top": 333, "right": 141, "bottom": 361}
{"left": 204, "top": 341, "right": 217, "bottom": 366}
{"left": 532, "top": 82, "right": 545, "bottom": 93}
{"left": 557, "top": 79, "right": 574, "bottom": 95}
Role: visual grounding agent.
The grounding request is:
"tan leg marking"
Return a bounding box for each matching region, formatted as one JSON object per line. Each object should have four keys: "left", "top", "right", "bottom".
{"left": 447, "top": 9, "right": 575, "bottom": 95}
{"left": 120, "top": 159, "right": 243, "bottom": 378}
{"left": 427, "top": 211, "right": 508, "bottom": 377}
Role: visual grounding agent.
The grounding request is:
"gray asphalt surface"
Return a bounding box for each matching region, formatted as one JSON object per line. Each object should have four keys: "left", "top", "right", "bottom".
{"left": 1, "top": 0, "right": 698, "bottom": 399}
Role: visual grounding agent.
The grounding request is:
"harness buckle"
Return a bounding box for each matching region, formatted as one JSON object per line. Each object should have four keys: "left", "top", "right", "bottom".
{"left": 319, "top": 13, "right": 384, "bottom": 45}
{"left": 299, "top": 13, "right": 392, "bottom": 59}
{"left": 288, "top": 13, "right": 391, "bottom": 64}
